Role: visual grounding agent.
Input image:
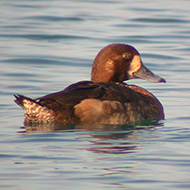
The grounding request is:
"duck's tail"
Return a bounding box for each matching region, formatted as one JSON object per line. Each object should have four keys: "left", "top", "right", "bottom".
{"left": 14, "top": 94, "right": 55, "bottom": 123}
{"left": 14, "top": 94, "right": 37, "bottom": 108}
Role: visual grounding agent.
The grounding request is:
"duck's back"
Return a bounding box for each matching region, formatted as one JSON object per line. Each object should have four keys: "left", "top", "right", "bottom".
{"left": 15, "top": 81, "right": 164, "bottom": 124}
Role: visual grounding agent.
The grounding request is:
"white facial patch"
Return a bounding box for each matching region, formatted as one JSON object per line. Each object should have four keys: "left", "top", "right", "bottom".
{"left": 128, "top": 55, "right": 142, "bottom": 77}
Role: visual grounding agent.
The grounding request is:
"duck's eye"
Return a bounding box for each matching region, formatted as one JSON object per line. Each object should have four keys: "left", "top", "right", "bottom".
{"left": 122, "top": 53, "right": 132, "bottom": 60}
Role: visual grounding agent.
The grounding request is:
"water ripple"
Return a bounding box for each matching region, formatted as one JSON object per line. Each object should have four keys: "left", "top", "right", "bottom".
{"left": 2, "top": 57, "right": 91, "bottom": 67}
{"left": 0, "top": 34, "right": 91, "bottom": 41}
{"left": 131, "top": 18, "right": 189, "bottom": 23}
{"left": 24, "top": 15, "right": 84, "bottom": 22}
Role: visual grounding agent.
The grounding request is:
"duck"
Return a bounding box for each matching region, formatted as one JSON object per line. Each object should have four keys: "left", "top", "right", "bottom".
{"left": 14, "top": 43, "right": 166, "bottom": 125}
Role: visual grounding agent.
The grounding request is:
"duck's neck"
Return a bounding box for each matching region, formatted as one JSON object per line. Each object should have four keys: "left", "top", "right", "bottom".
{"left": 91, "top": 75, "right": 112, "bottom": 83}
{"left": 91, "top": 58, "right": 117, "bottom": 83}
{"left": 91, "top": 72, "right": 126, "bottom": 83}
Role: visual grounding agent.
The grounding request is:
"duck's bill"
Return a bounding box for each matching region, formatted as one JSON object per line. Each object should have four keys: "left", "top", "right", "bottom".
{"left": 133, "top": 64, "right": 166, "bottom": 83}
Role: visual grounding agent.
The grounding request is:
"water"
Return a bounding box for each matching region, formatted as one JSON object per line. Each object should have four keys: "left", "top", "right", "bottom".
{"left": 0, "top": 0, "right": 190, "bottom": 189}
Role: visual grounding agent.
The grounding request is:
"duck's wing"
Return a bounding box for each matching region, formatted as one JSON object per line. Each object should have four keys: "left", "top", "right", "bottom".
{"left": 36, "top": 81, "right": 136, "bottom": 107}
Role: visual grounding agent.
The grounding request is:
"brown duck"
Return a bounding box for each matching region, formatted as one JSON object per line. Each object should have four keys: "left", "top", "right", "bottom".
{"left": 14, "top": 43, "right": 166, "bottom": 125}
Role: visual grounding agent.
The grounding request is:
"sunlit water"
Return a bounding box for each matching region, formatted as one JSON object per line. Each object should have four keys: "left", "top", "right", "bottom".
{"left": 0, "top": 0, "right": 190, "bottom": 189}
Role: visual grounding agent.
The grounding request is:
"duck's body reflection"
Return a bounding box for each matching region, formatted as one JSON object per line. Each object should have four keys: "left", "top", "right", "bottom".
{"left": 20, "top": 121, "right": 163, "bottom": 154}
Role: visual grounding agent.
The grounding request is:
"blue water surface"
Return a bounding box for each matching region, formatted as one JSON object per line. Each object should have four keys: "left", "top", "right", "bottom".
{"left": 0, "top": 0, "right": 190, "bottom": 189}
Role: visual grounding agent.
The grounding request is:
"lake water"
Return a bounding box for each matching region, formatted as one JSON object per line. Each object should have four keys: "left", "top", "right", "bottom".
{"left": 0, "top": 0, "right": 190, "bottom": 189}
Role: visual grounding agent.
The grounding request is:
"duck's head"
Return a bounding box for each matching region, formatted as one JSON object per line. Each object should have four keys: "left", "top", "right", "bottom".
{"left": 91, "top": 43, "right": 166, "bottom": 83}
